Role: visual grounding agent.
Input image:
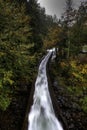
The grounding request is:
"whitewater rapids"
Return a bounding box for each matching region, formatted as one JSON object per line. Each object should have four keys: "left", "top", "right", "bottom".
{"left": 28, "top": 50, "right": 63, "bottom": 130}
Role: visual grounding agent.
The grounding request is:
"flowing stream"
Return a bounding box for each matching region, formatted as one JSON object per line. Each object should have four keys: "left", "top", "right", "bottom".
{"left": 28, "top": 50, "right": 63, "bottom": 130}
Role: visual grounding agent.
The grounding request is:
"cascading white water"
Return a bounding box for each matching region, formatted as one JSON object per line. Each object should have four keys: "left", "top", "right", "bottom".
{"left": 28, "top": 49, "right": 63, "bottom": 130}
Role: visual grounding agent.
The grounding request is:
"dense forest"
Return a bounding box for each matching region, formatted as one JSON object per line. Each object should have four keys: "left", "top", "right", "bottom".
{"left": 0, "top": 0, "right": 87, "bottom": 130}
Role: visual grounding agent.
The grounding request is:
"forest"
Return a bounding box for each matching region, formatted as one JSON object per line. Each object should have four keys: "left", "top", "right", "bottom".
{"left": 0, "top": 0, "right": 87, "bottom": 130}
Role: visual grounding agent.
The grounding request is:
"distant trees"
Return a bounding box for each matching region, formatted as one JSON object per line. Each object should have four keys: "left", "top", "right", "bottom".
{"left": 76, "top": 1, "right": 87, "bottom": 26}
{"left": 26, "top": 0, "right": 59, "bottom": 51}
{"left": 75, "top": 1, "right": 87, "bottom": 46}
{"left": 62, "top": 0, "right": 74, "bottom": 26}
{"left": 44, "top": 25, "right": 62, "bottom": 49}
{"left": 26, "top": 0, "right": 49, "bottom": 51}
{"left": 61, "top": 0, "right": 75, "bottom": 58}
{"left": 60, "top": 0, "right": 87, "bottom": 58}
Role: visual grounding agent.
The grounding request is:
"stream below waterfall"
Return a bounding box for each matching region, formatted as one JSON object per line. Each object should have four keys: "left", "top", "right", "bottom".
{"left": 28, "top": 50, "right": 63, "bottom": 130}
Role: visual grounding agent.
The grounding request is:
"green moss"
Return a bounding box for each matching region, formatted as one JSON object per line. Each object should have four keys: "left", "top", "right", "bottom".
{"left": 0, "top": 95, "right": 11, "bottom": 111}
{"left": 80, "top": 96, "right": 87, "bottom": 113}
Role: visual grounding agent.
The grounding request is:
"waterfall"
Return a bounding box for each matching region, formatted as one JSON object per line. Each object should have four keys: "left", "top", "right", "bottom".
{"left": 28, "top": 50, "right": 63, "bottom": 130}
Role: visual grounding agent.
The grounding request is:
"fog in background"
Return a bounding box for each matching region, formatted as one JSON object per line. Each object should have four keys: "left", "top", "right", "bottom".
{"left": 38, "top": 0, "right": 82, "bottom": 18}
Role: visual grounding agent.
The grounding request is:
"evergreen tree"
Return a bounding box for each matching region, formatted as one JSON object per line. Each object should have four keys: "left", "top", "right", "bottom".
{"left": 75, "top": 1, "right": 87, "bottom": 46}
{"left": 27, "top": 0, "right": 45, "bottom": 50}
{"left": 61, "top": 0, "right": 75, "bottom": 58}
{"left": 0, "top": 0, "right": 33, "bottom": 110}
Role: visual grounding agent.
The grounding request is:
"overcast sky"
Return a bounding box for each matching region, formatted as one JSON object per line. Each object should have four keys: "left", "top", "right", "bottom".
{"left": 38, "top": 0, "right": 82, "bottom": 18}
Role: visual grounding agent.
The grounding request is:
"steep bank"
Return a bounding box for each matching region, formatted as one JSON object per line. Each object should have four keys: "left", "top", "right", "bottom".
{"left": 49, "top": 60, "right": 87, "bottom": 130}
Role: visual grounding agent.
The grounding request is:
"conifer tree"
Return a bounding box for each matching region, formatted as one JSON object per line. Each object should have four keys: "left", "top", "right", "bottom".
{"left": 61, "top": 0, "right": 75, "bottom": 58}
{"left": 0, "top": 0, "right": 32, "bottom": 110}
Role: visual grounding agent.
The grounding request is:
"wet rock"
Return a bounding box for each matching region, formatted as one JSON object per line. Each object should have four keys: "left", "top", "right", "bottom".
{"left": 69, "top": 124, "right": 74, "bottom": 129}
{"left": 51, "top": 83, "right": 87, "bottom": 130}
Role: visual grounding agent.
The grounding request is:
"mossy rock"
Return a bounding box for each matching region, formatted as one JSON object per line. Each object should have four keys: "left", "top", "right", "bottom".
{"left": 82, "top": 45, "right": 87, "bottom": 53}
